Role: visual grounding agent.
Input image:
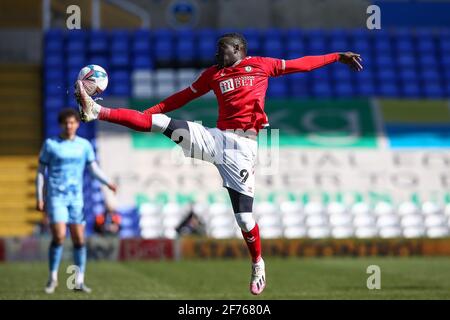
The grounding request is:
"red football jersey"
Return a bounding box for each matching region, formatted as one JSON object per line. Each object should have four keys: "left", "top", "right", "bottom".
{"left": 145, "top": 53, "right": 340, "bottom": 133}
{"left": 190, "top": 56, "right": 284, "bottom": 132}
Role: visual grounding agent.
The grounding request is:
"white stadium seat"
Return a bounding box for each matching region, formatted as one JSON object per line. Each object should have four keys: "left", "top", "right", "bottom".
{"left": 209, "top": 215, "right": 235, "bottom": 229}
{"left": 403, "top": 227, "right": 426, "bottom": 238}
{"left": 139, "top": 203, "right": 159, "bottom": 216}
{"left": 132, "top": 70, "right": 153, "bottom": 98}
{"left": 139, "top": 215, "right": 162, "bottom": 228}
{"left": 279, "top": 201, "right": 303, "bottom": 215}
{"left": 426, "top": 227, "right": 449, "bottom": 238}
{"left": 353, "top": 214, "right": 376, "bottom": 228}
{"left": 162, "top": 202, "right": 183, "bottom": 217}
{"left": 425, "top": 214, "right": 447, "bottom": 228}
{"left": 141, "top": 227, "right": 163, "bottom": 239}
{"left": 421, "top": 201, "right": 443, "bottom": 216}
{"left": 258, "top": 215, "right": 281, "bottom": 228}
{"left": 259, "top": 227, "right": 283, "bottom": 239}
{"left": 283, "top": 226, "right": 307, "bottom": 238}
{"left": 306, "top": 215, "right": 328, "bottom": 228}
{"left": 307, "top": 226, "right": 331, "bottom": 239}
{"left": 351, "top": 202, "right": 371, "bottom": 215}
{"left": 397, "top": 201, "right": 419, "bottom": 216}
{"left": 209, "top": 203, "right": 231, "bottom": 216}
{"left": 401, "top": 214, "right": 424, "bottom": 228}
{"left": 331, "top": 227, "right": 354, "bottom": 238}
{"left": 281, "top": 213, "right": 305, "bottom": 227}
{"left": 374, "top": 202, "right": 394, "bottom": 216}
{"left": 162, "top": 215, "right": 183, "bottom": 228}
{"left": 329, "top": 213, "right": 352, "bottom": 227}
{"left": 326, "top": 202, "right": 347, "bottom": 215}
{"left": 377, "top": 215, "right": 400, "bottom": 228}
{"left": 163, "top": 228, "right": 178, "bottom": 239}
{"left": 210, "top": 227, "right": 236, "bottom": 239}
{"left": 303, "top": 202, "right": 325, "bottom": 216}
{"left": 254, "top": 201, "right": 278, "bottom": 216}
{"left": 355, "top": 227, "right": 378, "bottom": 238}
{"left": 379, "top": 226, "right": 402, "bottom": 238}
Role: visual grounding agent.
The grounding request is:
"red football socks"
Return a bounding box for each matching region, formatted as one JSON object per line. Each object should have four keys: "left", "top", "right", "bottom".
{"left": 99, "top": 107, "right": 152, "bottom": 132}
{"left": 242, "top": 223, "right": 262, "bottom": 263}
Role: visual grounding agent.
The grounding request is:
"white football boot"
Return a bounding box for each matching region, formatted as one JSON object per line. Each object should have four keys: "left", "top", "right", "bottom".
{"left": 44, "top": 279, "right": 58, "bottom": 294}
{"left": 250, "top": 258, "right": 266, "bottom": 295}
{"left": 75, "top": 80, "right": 101, "bottom": 122}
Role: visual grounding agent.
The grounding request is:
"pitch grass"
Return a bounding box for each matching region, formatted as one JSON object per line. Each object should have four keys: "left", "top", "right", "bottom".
{"left": 1, "top": 257, "right": 450, "bottom": 299}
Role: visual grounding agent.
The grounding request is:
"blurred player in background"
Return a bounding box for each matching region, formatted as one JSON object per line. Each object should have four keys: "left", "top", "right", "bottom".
{"left": 76, "top": 33, "right": 362, "bottom": 295}
{"left": 36, "top": 108, "right": 117, "bottom": 294}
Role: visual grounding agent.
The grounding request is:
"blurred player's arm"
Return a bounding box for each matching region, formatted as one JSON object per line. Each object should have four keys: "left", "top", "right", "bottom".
{"left": 263, "top": 52, "right": 362, "bottom": 77}
{"left": 88, "top": 162, "right": 117, "bottom": 192}
{"left": 35, "top": 163, "right": 46, "bottom": 211}
{"left": 144, "top": 69, "right": 212, "bottom": 115}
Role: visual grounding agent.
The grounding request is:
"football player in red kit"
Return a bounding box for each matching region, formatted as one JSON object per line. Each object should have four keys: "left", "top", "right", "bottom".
{"left": 76, "top": 33, "right": 362, "bottom": 295}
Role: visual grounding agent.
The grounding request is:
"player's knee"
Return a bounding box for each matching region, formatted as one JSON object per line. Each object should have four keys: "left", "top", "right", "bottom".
{"left": 234, "top": 212, "right": 256, "bottom": 232}
{"left": 52, "top": 237, "right": 65, "bottom": 246}
{"left": 151, "top": 114, "right": 171, "bottom": 132}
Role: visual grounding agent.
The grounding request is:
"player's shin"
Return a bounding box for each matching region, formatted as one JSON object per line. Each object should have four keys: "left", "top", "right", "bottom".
{"left": 97, "top": 107, "right": 153, "bottom": 132}
{"left": 48, "top": 241, "right": 63, "bottom": 281}
{"left": 235, "top": 212, "right": 262, "bottom": 263}
{"left": 73, "top": 244, "right": 87, "bottom": 286}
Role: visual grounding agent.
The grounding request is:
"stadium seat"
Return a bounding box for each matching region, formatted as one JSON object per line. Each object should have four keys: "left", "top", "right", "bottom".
{"left": 132, "top": 70, "right": 153, "bottom": 98}
{"left": 305, "top": 215, "right": 328, "bottom": 228}
{"left": 422, "top": 201, "right": 443, "bottom": 215}
{"left": 139, "top": 203, "right": 160, "bottom": 216}
{"left": 281, "top": 213, "right": 305, "bottom": 227}
{"left": 401, "top": 214, "right": 424, "bottom": 228}
{"left": 242, "top": 28, "right": 261, "bottom": 55}
{"left": 403, "top": 226, "right": 426, "bottom": 238}
{"left": 355, "top": 227, "right": 377, "bottom": 238}
{"left": 284, "top": 226, "right": 307, "bottom": 238}
{"left": 379, "top": 226, "right": 402, "bottom": 238}
{"left": 89, "top": 30, "right": 108, "bottom": 53}
{"left": 304, "top": 202, "right": 325, "bottom": 216}
{"left": 331, "top": 227, "right": 354, "bottom": 238}
{"left": 425, "top": 214, "right": 447, "bottom": 228}
{"left": 353, "top": 214, "right": 376, "bottom": 228}
{"left": 132, "top": 29, "right": 151, "bottom": 54}
{"left": 260, "top": 226, "right": 284, "bottom": 239}
{"left": 351, "top": 202, "right": 371, "bottom": 215}
{"left": 329, "top": 213, "right": 352, "bottom": 228}
{"left": 268, "top": 78, "right": 288, "bottom": 98}
{"left": 307, "top": 226, "right": 331, "bottom": 238}
{"left": 426, "top": 226, "right": 449, "bottom": 238}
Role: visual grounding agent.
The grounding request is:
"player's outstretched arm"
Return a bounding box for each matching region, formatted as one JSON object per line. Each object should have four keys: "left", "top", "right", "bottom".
{"left": 88, "top": 161, "right": 117, "bottom": 193}
{"left": 282, "top": 52, "right": 363, "bottom": 74}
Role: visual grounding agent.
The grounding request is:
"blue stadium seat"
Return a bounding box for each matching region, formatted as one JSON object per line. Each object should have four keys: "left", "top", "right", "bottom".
{"left": 423, "top": 82, "right": 444, "bottom": 98}
{"left": 267, "top": 78, "right": 288, "bottom": 98}
{"left": 373, "top": 39, "right": 391, "bottom": 53}
{"left": 395, "top": 38, "right": 414, "bottom": 53}
{"left": 416, "top": 39, "right": 436, "bottom": 54}
{"left": 110, "top": 30, "right": 129, "bottom": 52}
{"left": 375, "top": 54, "right": 395, "bottom": 68}
{"left": 401, "top": 82, "right": 421, "bottom": 98}
{"left": 287, "top": 73, "right": 309, "bottom": 97}
{"left": 379, "top": 81, "right": 399, "bottom": 97}
{"left": 377, "top": 69, "right": 397, "bottom": 82}
{"left": 335, "top": 82, "right": 354, "bottom": 97}
{"left": 356, "top": 81, "right": 376, "bottom": 96}
{"left": 132, "top": 30, "right": 151, "bottom": 54}
{"left": 175, "top": 30, "right": 195, "bottom": 64}
{"left": 87, "top": 55, "right": 109, "bottom": 70}
{"left": 421, "top": 69, "right": 440, "bottom": 82}
{"left": 153, "top": 29, "right": 175, "bottom": 64}
{"left": 399, "top": 68, "right": 419, "bottom": 83}
{"left": 44, "top": 96, "right": 65, "bottom": 111}
{"left": 66, "top": 30, "right": 87, "bottom": 53}
{"left": 132, "top": 54, "right": 153, "bottom": 69}
{"left": 89, "top": 30, "right": 108, "bottom": 53}
{"left": 110, "top": 51, "right": 129, "bottom": 67}
{"left": 44, "top": 69, "right": 64, "bottom": 82}
{"left": 263, "top": 38, "right": 283, "bottom": 58}
{"left": 311, "top": 80, "right": 333, "bottom": 97}
{"left": 110, "top": 70, "right": 130, "bottom": 96}
{"left": 241, "top": 28, "right": 261, "bottom": 54}
{"left": 418, "top": 55, "right": 438, "bottom": 69}
{"left": 197, "top": 29, "right": 217, "bottom": 62}
{"left": 67, "top": 52, "right": 85, "bottom": 68}
{"left": 439, "top": 38, "right": 450, "bottom": 53}
{"left": 397, "top": 54, "right": 416, "bottom": 68}
{"left": 44, "top": 53, "right": 64, "bottom": 68}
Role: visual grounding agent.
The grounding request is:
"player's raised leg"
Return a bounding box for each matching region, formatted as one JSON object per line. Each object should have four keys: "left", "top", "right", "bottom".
{"left": 227, "top": 188, "right": 266, "bottom": 295}
{"left": 45, "top": 222, "right": 66, "bottom": 294}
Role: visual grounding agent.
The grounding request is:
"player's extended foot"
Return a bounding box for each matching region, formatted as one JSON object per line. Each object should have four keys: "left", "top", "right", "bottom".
{"left": 44, "top": 279, "right": 58, "bottom": 294}
{"left": 250, "top": 258, "right": 266, "bottom": 295}
{"left": 74, "top": 283, "right": 92, "bottom": 293}
{"left": 75, "top": 80, "right": 100, "bottom": 122}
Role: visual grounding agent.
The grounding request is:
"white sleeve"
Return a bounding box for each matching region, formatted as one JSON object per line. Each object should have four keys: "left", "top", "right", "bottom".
{"left": 88, "top": 161, "right": 112, "bottom": 186}
{"left": 36, "top": 163, "right": 46, "bottom": 202}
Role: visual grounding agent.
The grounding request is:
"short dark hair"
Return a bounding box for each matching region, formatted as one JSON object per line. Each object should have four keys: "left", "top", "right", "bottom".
{"left": 218, "top": 33, "right": 248, "bottom": 54}
{"left": 58, "top": 108, "right": 80, "bottom": 124}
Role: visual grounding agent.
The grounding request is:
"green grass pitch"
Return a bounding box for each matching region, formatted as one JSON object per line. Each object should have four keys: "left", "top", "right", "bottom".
{"left": 1, "top": 257, "right": 450, "bottom": 299}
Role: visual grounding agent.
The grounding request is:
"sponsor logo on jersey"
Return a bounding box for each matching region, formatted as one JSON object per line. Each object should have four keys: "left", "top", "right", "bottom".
{"left": 219, "top": 76, "right": 255, "bottom": 94}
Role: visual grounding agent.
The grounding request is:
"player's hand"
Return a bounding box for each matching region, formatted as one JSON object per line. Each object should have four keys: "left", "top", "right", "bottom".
{"left": 107, "top": 183, "right": 118, "bottom": 193}
{"left": 36, "top": 200, "right": 45, "bottom": 212}
{"left": 338, "top": 52, "right": 363, "bottom": 71}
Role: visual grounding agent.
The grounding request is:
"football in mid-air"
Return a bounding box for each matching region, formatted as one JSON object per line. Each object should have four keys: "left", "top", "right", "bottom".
{"left": 77, "top": 64, "right": 108, "bottom": 96}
